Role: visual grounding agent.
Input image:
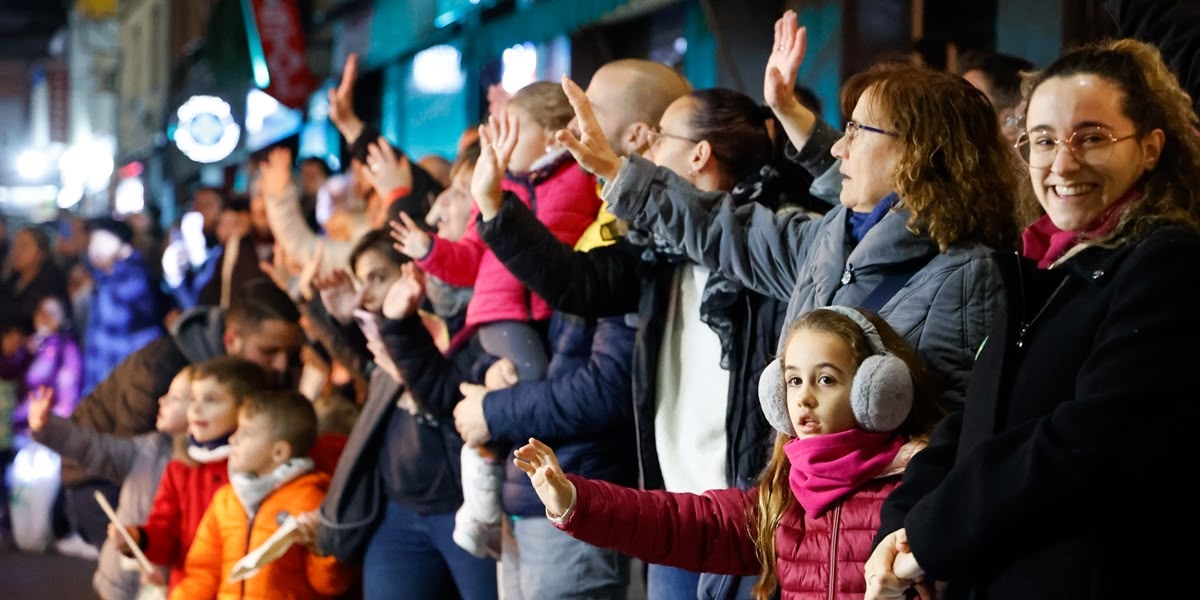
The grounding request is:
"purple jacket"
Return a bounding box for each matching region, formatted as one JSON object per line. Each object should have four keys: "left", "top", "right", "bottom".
{"left": 4, "top": 332, "right": 83, "bottom": 435}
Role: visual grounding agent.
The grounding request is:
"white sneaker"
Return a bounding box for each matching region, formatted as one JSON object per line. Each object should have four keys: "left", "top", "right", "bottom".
{"left": 451, "top": 508, "right": 501, "bottom": 559}
{"left": 54, "top": 532, "right": 100, "bottom": 561}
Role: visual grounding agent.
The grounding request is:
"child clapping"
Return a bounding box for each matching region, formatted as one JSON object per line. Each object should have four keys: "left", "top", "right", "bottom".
{"left": 172, "top": 390, "right": 353, "bottom": 599}
{"left": 110, "top": 356, "right": 270, "bottom": 591}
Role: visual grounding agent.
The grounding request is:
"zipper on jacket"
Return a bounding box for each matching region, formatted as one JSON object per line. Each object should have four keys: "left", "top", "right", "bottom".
{"left": 828, "top": 504, "right": 842, "bottom": 600}
{"left": 241, "top": 510, "right": 258, "bottom": 600}
{"left": 1013, "top": 253, "right": 1072, "bottom": 349}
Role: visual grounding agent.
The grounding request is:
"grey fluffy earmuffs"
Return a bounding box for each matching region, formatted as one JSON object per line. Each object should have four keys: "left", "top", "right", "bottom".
{"left": 758, "top": 306, "right": 913, "bottom": 436}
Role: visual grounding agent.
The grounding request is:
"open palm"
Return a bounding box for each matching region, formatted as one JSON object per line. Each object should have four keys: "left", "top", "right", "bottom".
{"left": 513, "top": 438, "right": 575, "bottom": 518}
{"left": 381, "top": 263, "right": 425, "bottom": 320}
{"left": 471, "top": 111, "right": 520, "bottom": 220}
{"left": 763, "top": 10, "right": 807, "bottom": 110}
{"left": 313, "top": 269, "right": 362, "bottom": 324}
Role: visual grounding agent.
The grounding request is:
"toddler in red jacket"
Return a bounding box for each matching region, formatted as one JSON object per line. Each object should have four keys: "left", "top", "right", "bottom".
{"left": 515, "top": 307, "right": 949, "bottom": 600}
{"left": 391, "top": 80, "right": 604, "bottom": 558}
{"left": 109, "top": 356, "right": 272, "bottom": 592}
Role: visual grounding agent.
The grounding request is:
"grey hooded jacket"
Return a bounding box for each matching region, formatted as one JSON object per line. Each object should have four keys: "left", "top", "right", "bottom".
{"left": 602, "top": 155, "right": 1003, "bottom": 406}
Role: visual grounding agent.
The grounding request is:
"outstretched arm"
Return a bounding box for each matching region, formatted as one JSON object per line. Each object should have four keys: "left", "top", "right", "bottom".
{"left": 514, "top": 439, "right": 761, "bottom": 576}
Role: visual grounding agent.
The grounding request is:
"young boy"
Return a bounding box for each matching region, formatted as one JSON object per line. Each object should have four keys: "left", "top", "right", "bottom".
{"left": 30, "top": 366, "right": 192, "bottom": 600}
{"left": 172, "top": 390, "right": 353, "bottom": 599}
{"left": 110, "top": 356, "right": 270, "bottom": 591}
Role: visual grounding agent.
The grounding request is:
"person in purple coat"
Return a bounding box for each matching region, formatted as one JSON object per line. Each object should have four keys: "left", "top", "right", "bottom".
{"left": 6, "top": 296, "right": 83, "bottom": 436}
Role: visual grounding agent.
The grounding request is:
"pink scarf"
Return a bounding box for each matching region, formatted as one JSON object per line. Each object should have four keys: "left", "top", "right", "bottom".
{"left": 784, "top": 429, "right": 904, "bottom": 516}
{"left": 1021, "top": 188, "right": 1140, "bottom": 269}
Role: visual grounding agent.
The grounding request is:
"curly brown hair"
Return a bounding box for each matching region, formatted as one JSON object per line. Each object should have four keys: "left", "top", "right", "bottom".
{"left": 846, "top": 62, "right": 1022, "bottom": 251}
{"left": 1021, "top": 39, "right": 1200, "bottom": 243}
{"left": 749, "top": 308, "right": 949, "bottom": 599}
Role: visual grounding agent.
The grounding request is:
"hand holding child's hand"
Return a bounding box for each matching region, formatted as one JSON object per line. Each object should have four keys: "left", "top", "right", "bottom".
{"left": 108, "top": 523, "right": 141, "bottom": 556}
{"left": 513, "top": 438, "right": 576, "bottom": 519}
{"left": 555, "top": 75, "right": 622, "bottom": 182}
{"left": 471, "top": 111, "right": 520, "bottom": 221}
{"left": 389, "top": 212, "right": 433, "bottom": 260}
{"left": 26, "top": 386, "right": 53, "bottom": 433}
{"left": 453, "top": 383, "right": 490, "bottom": 447}
{"left": 484, "top": 359, "right": 519, "bottom": 391}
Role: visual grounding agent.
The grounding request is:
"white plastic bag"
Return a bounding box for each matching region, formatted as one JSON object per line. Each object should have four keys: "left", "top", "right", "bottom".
{"left": 7, "top": 441, "right": 61, "bottom": 553}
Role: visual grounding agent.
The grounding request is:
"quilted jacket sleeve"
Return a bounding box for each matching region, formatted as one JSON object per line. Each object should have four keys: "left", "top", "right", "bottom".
{"left": 141, "top": 463, "right": 184, "bottom": 568}
{"left": 556, "top": 475, "right": 760, "bottom": 577}
{"left": 602, "top": 155, "right": 820, "bottom": 302}
{"left": 483, "top": 316, "right": 635, "bottom": 443}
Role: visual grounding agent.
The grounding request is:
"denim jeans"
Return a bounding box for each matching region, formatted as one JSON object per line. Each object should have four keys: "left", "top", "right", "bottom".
{"left": 501, "top": 515, "right": 629, "bottom": 600}
{"left": 363, "top": 501, "right": 498, "bottom": 600}
{"left": 646, "top": 563, "right": 703, "bottom": 600}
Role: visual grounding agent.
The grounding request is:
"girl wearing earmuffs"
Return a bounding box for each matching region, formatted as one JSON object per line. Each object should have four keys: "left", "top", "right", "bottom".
{"left": 513, "top": 306, "right": 951, "bottom": 600}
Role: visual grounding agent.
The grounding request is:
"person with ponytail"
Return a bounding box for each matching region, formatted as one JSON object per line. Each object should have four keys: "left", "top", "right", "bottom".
{"left": 512, "top": 306, "right": 949, "bottom": 599}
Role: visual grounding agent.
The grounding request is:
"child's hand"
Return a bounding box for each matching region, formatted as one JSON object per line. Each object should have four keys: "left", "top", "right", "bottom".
{"left": 293, "top": 510, "right": 322, "bottom": 553}
{"left": 26, "top": 386, "right": 53, "bottom": 433}
{"left": 763, "top": 10, "right": 807, "bottom": 111}
{"left": 389, "top": 212, "right": 433, "bottom": 260}
{"left": 513, "top": 438, "right": 576, "bottom": 519}
{"left": 555, "top": 75, "right": 622, "bottom": 182}
{"left": 381, "top": 263, "right": 425, "bottom": 321}
{"left": 471, "top": 110, "right": 520, "bottom": 221}
{"left": 484, "top": 359, "right": 519, "bottom": 391}
{"left": 313, "top": 269, "right": 363, "bottom": 324}
{"left": 140, "top": 569, "right": 166, "bottom": 587}
{"left": 108, "top": 523, "right": 141, "bottom": 556}
{"left": 361, "top": 137, "right": 413, "bottom": 200}
{"left": 259, "top": 146, "right": 294, "bottom": 202}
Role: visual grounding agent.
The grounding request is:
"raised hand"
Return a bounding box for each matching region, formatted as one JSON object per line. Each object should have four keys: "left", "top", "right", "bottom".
{"left": 313, "top": 269, "right": 362, "bottom": 324}
{"left": 764, "top": 10, "right": 807, "bottom": 110}
{"left": 259, "top": 146, "right": 295, "bottom": 202}
{"left": 513, "top": 438, "right": 576, "bottom": 518}
{"left": 328, "top": 53, "right": 365, "bottom": 142}
{"left": 361, "top": 137, "right": 413, "bottom": 200}
{"left": 26, "top": 386, "right": 53, "bottom": 433}
{"left": 296, "top": 241, "right": 325, "bottom": 301}
{"left": 381, "top": 262, "right": 425, "bottom": 321}
{"left": 554, "top": 75, "right": 622, "bottom": 182}
{"left": 389, "top": 212, "right": 433, "bottom": 260}
{"left": 471, "top": 110, "right": 520, "bottom": 220}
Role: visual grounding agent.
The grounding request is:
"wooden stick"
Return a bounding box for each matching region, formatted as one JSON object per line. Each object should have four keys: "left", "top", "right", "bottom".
{"left": 93, "top": 490, "right": 156, "bottom": 575}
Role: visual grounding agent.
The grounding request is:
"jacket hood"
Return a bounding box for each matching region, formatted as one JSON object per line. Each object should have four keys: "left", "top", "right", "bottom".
{"left": 171, "top": 305, "right": 226, "bottom": 364}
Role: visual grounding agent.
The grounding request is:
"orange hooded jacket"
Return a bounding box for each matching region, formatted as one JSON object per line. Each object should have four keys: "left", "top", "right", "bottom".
{"left": 170, "top": 471, "right": 355, "bottom": 599}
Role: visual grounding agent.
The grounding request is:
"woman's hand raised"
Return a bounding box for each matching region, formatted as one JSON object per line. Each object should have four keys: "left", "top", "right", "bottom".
{"left": 555, "top": 75, "right": 622, "bottom": 183}
{"left": 513, "top": 438, "right": 576, "bottom": 519}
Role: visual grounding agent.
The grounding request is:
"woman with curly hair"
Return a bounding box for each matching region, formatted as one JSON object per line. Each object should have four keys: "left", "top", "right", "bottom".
{"left": 865, "top": 38, "right": 1200, "bottom": 600}
{"left": 552, "top": 10, "right": 1020, "bottom": 412}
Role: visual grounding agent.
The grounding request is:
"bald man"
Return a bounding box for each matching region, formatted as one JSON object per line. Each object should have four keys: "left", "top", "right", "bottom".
{"left": 574, "top": 59, "right": 693, "bottom": 158}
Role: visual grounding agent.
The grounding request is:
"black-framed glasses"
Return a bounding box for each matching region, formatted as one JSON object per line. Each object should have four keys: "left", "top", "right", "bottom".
{"left": 647, "top": 125, "right": 700, "bottom": 147}
{"left": 1014, "top": 126, "right": 1138, "bottom": 168}
{"left": 844, "top": 120, "right": 900, "bottom": 143}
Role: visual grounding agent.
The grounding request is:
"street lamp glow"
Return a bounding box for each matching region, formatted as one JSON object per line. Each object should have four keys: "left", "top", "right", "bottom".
{"left": 16, "top": 150, "right": 50, "bottom": 180}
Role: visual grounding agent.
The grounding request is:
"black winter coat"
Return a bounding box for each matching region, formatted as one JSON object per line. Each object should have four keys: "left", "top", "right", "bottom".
{"left": 878, "top": 226, "right": 1200, "bottom": 599}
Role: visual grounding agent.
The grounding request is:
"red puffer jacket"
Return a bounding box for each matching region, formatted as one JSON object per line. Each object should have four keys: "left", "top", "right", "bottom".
{"left": 416, "top": 155, "right": 601, "bottom": 327}
{"left": 557, "top": 473, "right": 900, "bottom": 600}
{"left": 139, "top": 458, "right": 230, "bottom": 590}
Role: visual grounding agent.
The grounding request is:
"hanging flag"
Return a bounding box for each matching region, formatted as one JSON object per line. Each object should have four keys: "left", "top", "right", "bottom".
{"left": 245, "top": 0, "right": 317, "bottom": 109}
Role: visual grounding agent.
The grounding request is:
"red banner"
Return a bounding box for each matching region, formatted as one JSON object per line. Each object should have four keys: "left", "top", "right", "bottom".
{"left": 252, "top": 0, "right": 318, "bottom": 109}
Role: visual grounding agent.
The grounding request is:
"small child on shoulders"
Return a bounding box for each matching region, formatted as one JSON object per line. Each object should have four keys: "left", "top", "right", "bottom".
{"left": 110, "top": 356, "right": 271, "bottom": 592}
{"left": 172, "top": 390, "right": 354, "bottom": 599}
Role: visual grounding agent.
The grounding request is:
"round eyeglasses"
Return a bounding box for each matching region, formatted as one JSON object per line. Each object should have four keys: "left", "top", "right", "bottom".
{"left": 1014, "top": 126, "right": 1138, "bottom": 168}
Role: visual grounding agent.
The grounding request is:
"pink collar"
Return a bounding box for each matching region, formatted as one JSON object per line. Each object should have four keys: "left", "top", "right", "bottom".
{"left": 783, "top": 429, "right": 904, "bottom": 516}
{"left": 1021, "top": 187, "right": 1140, "bottom": 269}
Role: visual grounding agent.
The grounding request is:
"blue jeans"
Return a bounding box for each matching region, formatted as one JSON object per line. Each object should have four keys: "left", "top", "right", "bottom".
{"left": 501, "top": 516, "right": 629, "bottom": 600}
{"left": 363, "top": 501, "right": 498, "bottom": 600}
{"left": 646, "top": 564, "right": 703, "bottom": 600}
